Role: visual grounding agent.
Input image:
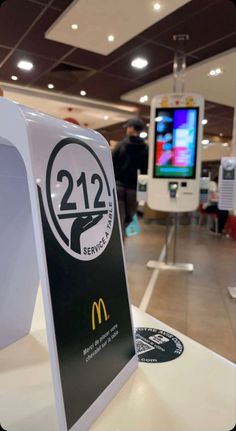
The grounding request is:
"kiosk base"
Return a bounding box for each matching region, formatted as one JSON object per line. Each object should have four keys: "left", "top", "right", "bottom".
{"left": 228, "top": 286, "right": 236, "bottom": 299}
{"left": 147, "top": 260, "right": 194, "bottom": 272}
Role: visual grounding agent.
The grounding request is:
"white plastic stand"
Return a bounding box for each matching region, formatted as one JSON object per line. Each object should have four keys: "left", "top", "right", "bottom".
{"left": 0, "top": 143, "right": 39, "bottom": 349}
{"left": 0, "top": 98, "right": 137, "bottom": 431}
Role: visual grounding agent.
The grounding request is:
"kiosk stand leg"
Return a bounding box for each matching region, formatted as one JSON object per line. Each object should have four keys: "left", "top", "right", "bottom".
{"left": 173, "top": 213, "right": 178, "bottom": 264}
{"left": 165, "top": 213, "right": 170, "bottom": 264}
{"left": 147, "top": 213, "right": 194, "bottom": 272}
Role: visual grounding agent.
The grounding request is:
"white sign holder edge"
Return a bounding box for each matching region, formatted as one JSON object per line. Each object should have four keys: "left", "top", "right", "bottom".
{"left": 0, "top": 98, "right": 138, "bottom": 431}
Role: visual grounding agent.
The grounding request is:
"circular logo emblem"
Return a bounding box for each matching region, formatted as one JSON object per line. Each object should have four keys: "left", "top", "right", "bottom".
{"left": 222, "top": 158, "right": 235, "bottom": 171}
{"left": 135, "top": 327, "right": 184, "bottom": 363}
{"left": 45, "top": 138, "right": 114, "bottom": 261}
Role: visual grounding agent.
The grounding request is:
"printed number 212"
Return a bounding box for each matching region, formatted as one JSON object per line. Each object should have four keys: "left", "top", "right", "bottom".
{"left": 57, "top": 170, "right": 105, "bottom": 210}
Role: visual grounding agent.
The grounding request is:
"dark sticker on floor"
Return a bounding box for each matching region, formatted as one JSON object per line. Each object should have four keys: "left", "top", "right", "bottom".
{"left": 135, "top": 327, "right": 184, "bottom": 363}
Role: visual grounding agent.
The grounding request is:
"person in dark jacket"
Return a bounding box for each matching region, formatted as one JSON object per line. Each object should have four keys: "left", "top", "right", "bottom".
{"left": 112, "top": 118, "right": 148, "bottom": 238}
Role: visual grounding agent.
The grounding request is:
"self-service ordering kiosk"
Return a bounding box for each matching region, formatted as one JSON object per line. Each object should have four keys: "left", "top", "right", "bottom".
{"left": 148, "top": 93, "right": 204, "bottom": 212}
{"left": 218, "top": 157, "right": 236, "bottom": 299}
{"left": 218, "top": 157, "right": 236, "bottom": 212}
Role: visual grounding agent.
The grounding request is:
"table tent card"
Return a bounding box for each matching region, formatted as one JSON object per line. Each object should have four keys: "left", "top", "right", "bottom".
{"left": 0, "top": 98, "right": 137, "bottom": 431}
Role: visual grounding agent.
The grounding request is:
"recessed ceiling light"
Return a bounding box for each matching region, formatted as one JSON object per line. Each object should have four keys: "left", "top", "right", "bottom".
{"left": 17, "top": 60, "right": 34, "bottom": 71}
{"left": 80, "top": 90, "right": 86, "bottom": 96}
{"left": 71, "top": 24, "right": 79, "bottom": 30}
{"left": 201, "top": 119, "right": 208, "bottom": 125}
{"left": 153, "top": 2, "right": 161, "bottom": 10}
{"left": 139, "top": 95, "right": 148, "bottom": 103}
{"left": 219, "top": 132, "right": 223, "bottom": 137}
{"left": 11, "top": 75, "right": 18, "bottom": 81}
{"left": 222, "top": 142, "right": 229, "bottom": 147}
{"left": 208, "top": 67, "right": 223, "bottom": 77}
{"left": 104, "top": 115, "right": 109, "bottom": 120}
{"left": 140, "top": 131, "right": 148, "bottom": 139}
{"left": 131, "top": 57, "right": 148, "bottom": 69}
{"left": 155, "top": 116, "right": 163, "bottom": 122}
{"left": 48, "top": 83, "right": 54, "bottom": 89}
{"left": 108, "top": 34, "right": 115, "bottom": 42}
{"left": 201, "top": 139, "right": 209, "bottom": 145}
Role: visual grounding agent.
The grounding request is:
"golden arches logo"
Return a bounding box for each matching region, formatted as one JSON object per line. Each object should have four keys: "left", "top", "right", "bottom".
{"left": 92, "top": 298, "right": 109, "bottom": 330}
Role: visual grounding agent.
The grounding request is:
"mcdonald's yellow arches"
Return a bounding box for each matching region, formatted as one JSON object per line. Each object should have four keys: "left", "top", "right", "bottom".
{"left": 92, "top": 298, "right": 109, "bottom": 330}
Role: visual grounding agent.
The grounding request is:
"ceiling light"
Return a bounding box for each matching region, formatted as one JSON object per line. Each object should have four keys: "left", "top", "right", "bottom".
{"left": 209, "top": 70, "right": 216, "bottom": 76}
{"left": 222, "top": 142, "right": 229, "bottom": 147}
{"left": 153, "top": 2, "right": 161, "bottom": 10}
{"left": 140, "top": 131, "right": 148, "bottom": 139}
{"left": 201, "top": 139, "right": 209, "bottom": 145}
{"left": 11, "top": 75, "right": 18, "bottom": 81}
{"left": 208, "top": 68, "right": 223, "bottom": 77}
{"left": 201, "top": 119, "right": 208, "bottom": 125}
{"left": 155, "top": 116, "right": 163, "bottom": 122}
{"left": 219, "top": 132, "right": 223, "bottom": 137}
{"left": 80, "top": 90, "right": 86, "bottom": 96}
{"left": 146, "top": 123, "right": 150, "bottom": 127}
{"left": 104, "top": 115, "right": 109, "bottom": 120}
{"left": 48, "top": 83, "right": 54, "bottom": 89}
{"left": 17, "top": 60, "right": 34, "bottom": 71}
{"left": 108, "top": 34, "right": 115, "bottom": 42}
{"left": 139, "top": 95, "right": 148, "bottom": 103}
{"left": 131, "top": 57, "right": 148, "bottom": 69}
{"left": 71, "top": 24, "right": 79, "bottom": 30}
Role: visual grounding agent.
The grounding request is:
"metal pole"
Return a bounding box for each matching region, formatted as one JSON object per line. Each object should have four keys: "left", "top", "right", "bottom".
{"left": 181, "top": 54, "right": 186, "bottom": 94}
{"left": 173, "top": 213, "right": 178, "bottom": 264}
{"left": 165, "top": 213, "right": 170, "bottom": 264}
{"left": 171, "top": 35, "right": 189, "bottom": 265}
{"left": 172, "top": 34, "right": 189, "bottom": 94}
{"left": 173, "top": 51, "right": 178, "bottom": 94}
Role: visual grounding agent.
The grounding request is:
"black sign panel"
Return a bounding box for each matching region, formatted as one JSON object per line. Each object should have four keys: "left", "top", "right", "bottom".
{"left": 37, "top": 138, "right": 135, "bottom": 430}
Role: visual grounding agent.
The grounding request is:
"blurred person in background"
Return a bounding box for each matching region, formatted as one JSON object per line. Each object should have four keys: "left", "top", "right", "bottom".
{"left": 202, "top": 175, "right": 229, "bottom": 234}
{"left": 112, "top": 118, "right": 148, "bottom": 239}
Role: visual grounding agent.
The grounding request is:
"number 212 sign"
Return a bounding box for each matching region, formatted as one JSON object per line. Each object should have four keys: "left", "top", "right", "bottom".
{"left": 44, "top": 138, "right": 114, "bottom": 261}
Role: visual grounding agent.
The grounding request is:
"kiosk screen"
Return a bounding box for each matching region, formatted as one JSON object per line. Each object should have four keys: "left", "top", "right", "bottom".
{"left": 153, "top": 107, "right": 199, "bottom": 179}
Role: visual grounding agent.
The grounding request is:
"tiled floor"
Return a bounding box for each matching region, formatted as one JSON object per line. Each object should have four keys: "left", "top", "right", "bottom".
{"left": 125, "top": 219, "right": 236, "bottom": 363}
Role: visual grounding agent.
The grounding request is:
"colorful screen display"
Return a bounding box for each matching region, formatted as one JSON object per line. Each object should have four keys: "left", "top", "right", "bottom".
{"left": 153, "top": 107, "right": 199, "bottom": 179}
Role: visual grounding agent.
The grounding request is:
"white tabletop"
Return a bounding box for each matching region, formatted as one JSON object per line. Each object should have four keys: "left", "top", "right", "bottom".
{"left": 0, "top": 290, "right": 235, "bottom": 431}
